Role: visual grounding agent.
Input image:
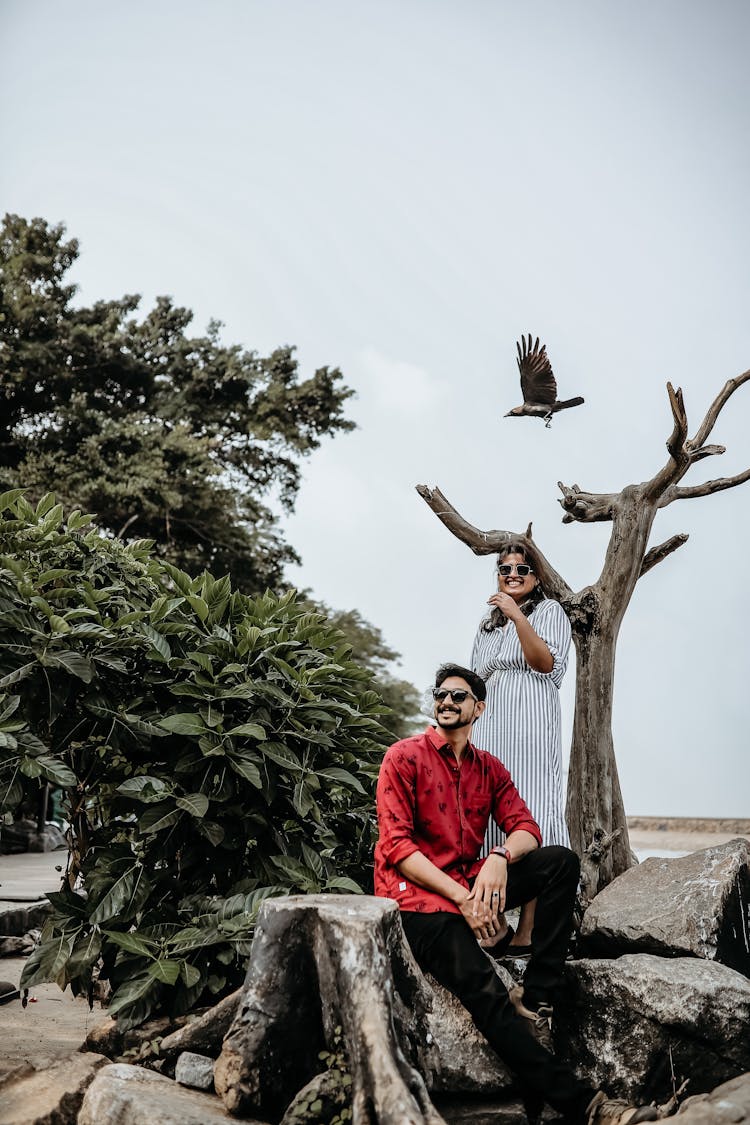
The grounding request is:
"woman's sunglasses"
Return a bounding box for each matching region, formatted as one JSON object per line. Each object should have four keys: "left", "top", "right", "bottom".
{"left": 433, "top": 688, "right": 477, "bottom": 704}
{"left": 497, "top": 563, "right": 533, "bottom": 577}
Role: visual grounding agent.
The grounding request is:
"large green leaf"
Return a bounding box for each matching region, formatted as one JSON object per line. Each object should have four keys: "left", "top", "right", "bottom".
{"left": 141, "top": 624, "right": 172, "bottom": 661}
{"left": 103, "top": 930, "right": 159, "bottom": 957}
{"left": 268, "top": 854, "right": 317, "bottom": 886}
{"left": 227, "top": 722, "right": 267, "bottom": 740}
{"left": 315, "top": 766, "right": 367, "bottom": 795}
{"left": 139, "top": 803, "right": 182, "bottom": 834}
{"left": 325, "top": 876, "right": 363, "bottom": 893}
{"left": 158, "top": 713, "right": 207, "bottom": 736}
{"left": 148, "top": 959, "right": 181, "bottom": 985}
{"left": 107, "top": 973, "right": 157, "bottom": 1017}
{"left": 116, "top": 776, "right": 170, "bottom": 802}
{"left": 65, "top": 931, "right": 103, "bottom": 978}
{"left": 0, "top": 488, "right": 26, "bottom": 512}
{"left": 36, "top": 755, "right": 77, "bottom": 787}
{"left": 0, "top": 662, "right": 36, "bottom": 688}
{"left": 227, "top": 753, "right": 262, "bottom": 787}
{"left": 89, "top": 866, "right": 149, "bottom": 925}
{"left": 260, "top": 742, "right": 302, "bottom": 772}
{"left": 175, "top": 792, "right": 209, "bottom": 818}
{"left": 43, "top": 650, "right": 94, "bottom": 682}
{"left": 292, "top": 778, "right": 317, "bottom": 818}
{"left": 20, "top": 934, "right": 74, "bottom": 989}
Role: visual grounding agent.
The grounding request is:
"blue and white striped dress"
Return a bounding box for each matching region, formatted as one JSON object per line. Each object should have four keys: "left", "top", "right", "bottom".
{"left": 471, "top": 598, "right": 572, "bottom": 850}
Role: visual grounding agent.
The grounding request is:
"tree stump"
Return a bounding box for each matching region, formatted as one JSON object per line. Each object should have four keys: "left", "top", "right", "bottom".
{"left": 214, "top": 894, "right": 445, "bottom": 1124}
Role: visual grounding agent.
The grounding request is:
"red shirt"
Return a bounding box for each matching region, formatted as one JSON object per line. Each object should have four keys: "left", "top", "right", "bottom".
{"left": 374, "top": 725, "right": 542, "bottom": 914}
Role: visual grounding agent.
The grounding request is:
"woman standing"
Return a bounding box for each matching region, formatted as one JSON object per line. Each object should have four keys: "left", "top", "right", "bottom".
{"left": 471, "top": 543, "right": 572, "bottom": 951}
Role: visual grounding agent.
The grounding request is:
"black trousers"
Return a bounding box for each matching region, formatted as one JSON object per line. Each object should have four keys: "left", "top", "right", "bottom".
{"left": 401, "top": 846, "right": 595, "bottom": 1121}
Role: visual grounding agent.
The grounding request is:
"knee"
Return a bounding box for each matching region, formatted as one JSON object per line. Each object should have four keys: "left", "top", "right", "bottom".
{"left": 541, "top": 844, "right": 580, "bottom": 881}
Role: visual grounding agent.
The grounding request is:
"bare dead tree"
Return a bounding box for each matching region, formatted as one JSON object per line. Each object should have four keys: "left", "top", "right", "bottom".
{"left": 417, "top": 369, "right": 750, "bottom": 891}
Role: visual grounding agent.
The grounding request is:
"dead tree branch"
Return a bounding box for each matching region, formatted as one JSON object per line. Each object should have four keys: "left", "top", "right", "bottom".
{"left": 689, "top": 368, "right": 750, "bottom": 450}
{"left": 557, "top": 482, "right": 617, "bottom": 524}
{"left": 639, "top": 534, "right": 689, "bottom": 578}
{"left": 666, "top": 383, "right": 688, "bottom": 462}
{"left": 579, "top": 827, "right": 623, "bottom": 908}
{"left": 416, "top": 485, "right": 572, "bottom": 598}
{"left": 648, "top": 369, "right": 750, "bottom": 501}
{"left": 689, "top": 443, "right": 725, "bottom": 463}
{"left": 415, "top": 485, "right": 512, "bottom": 555}
{"left": 659, "top": 466, "right": 750, "bottom": 507}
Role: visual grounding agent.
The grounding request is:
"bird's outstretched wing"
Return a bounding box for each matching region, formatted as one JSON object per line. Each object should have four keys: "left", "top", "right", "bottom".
{"left": 517, "top": 334, "right": 557, "bottom": 405}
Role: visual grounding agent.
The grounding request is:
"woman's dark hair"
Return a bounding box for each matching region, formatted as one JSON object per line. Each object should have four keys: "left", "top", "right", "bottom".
{"left": 434, "top": 663, "right": 486, "bottom": 702}
{"left": 481, "top": 542, "right": 545, "bottom": 632}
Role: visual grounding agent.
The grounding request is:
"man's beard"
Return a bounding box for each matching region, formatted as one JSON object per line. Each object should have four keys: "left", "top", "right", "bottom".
{"left": 435, "top": 708, "right": 472, "bottom": 730}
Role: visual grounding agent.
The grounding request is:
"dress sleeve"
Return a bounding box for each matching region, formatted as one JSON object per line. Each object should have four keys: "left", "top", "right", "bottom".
{"left": 531, "top": 600, "right": 572, "bottom": 688}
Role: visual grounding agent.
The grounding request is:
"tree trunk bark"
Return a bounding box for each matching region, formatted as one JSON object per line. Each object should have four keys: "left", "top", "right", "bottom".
{"left": 214, "top": 894, "right": 445, "bottom": 1124}
{"left": 565, "top": 489, "right": 658, "bottom": 887}
{"left": 567, "top": 625, "right": 632, "bottom": 889}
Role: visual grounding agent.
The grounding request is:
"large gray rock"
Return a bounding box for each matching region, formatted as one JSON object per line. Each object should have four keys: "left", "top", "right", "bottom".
{"left": 0, "top": 1051, "right": 108, "bottom": 1125}
{"left": 427, "top": 968, "right": 513, "bottom": 1094}
{"left": 556, "top": 954, "right": 750, "bottom": 1103}
{"left": 78, "top": 1063, "right": 267, "bottom": 1124}
{"left": 675, "top": 1071, "right": 750, "bottom": 1122}
{"left": 580, "top": 839, "right": 750, "bottom": 974}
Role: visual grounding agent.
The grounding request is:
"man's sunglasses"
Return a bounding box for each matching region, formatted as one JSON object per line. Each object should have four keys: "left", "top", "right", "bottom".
{"left": 433, "top": 688, "right": 477, "bottom": 704}
{"left": 497, "top": 563, "right": 533, "bottom": 577}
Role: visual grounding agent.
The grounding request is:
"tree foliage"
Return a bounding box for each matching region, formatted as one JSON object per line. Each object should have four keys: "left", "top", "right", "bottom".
{"left": 0, "top": 213, "right": 355, "bottom": 592}
{"left": 0, "top": 492, "right": 390, "bottom": 1027}
{"left": 303, "top": 601, "right": 421, "bottom": 741}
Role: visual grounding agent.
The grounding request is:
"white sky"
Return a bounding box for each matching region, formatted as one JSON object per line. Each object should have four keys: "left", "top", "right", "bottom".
{"left": 2, "top": 1, "right": 748, "bottom": 817}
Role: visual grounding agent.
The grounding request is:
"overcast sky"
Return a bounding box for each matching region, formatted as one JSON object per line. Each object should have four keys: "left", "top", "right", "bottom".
{"left": 2, "top": 1, "right": 748, "bottom": 818}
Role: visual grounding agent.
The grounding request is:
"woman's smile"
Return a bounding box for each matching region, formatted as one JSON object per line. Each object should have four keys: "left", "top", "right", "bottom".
{"left": 498, "top": 553, "right": 537, "bottom": 602}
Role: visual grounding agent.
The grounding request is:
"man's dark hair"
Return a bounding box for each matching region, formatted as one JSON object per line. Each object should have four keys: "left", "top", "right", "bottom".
{"left": 434, "top": 663, "right": 486, "bottom": 702}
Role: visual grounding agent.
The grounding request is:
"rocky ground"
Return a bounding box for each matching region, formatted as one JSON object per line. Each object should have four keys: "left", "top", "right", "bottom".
{"left": 1, "top": 823, "right": 749, "bottom": 1122}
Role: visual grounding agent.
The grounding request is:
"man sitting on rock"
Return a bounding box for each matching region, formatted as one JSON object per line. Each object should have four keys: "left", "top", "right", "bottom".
{"left": 374, "top": 662, "right": 657, "bottom": 1125}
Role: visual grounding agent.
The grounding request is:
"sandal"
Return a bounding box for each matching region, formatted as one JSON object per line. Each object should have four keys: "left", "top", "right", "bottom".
{"left": 506, "top": 942, "right": 533, "bottom": 957}
{"left": 480, "top": 923, "right": 516, "bottom": 956}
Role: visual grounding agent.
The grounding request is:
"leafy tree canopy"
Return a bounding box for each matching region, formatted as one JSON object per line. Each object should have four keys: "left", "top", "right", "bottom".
{"left": 0, "top": 213, "right": 355, "bottom": 592}
{"left": 306, "top": 600, "right": 421, "bottom": 740}
{"left": 0, "top": 491, "right": 390, "bottom": 1027}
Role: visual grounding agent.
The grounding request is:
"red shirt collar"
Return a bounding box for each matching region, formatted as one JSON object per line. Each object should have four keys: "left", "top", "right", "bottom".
{"left": 425, "top": 724, "right": 477, "bottom": 761}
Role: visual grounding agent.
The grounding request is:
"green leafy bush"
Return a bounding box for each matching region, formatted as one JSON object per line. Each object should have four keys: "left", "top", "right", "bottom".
{"left": 0, "top": 491, "right": 390, "bottom": 1026}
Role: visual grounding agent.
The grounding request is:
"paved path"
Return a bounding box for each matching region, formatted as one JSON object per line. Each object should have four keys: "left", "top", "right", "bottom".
{"left": 0, "top": 849, "right": 67, "bottom": 907}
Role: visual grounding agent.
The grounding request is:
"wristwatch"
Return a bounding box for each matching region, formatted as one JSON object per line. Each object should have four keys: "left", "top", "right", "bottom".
{"left": 489, "top": 845, "right": 512, "bottom": 863}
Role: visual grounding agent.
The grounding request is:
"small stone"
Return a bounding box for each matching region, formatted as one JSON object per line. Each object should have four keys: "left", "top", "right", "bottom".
{"left": 175, "top": 1051, "right": 215, "bottom": 1090}
{"left": 84, "top": 1015, "right": 122, "bottom": 1058}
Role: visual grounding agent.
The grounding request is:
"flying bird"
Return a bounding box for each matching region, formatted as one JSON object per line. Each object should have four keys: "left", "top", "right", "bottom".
{"left": 505, "top": 334, "right": 584, "bottom": 427}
